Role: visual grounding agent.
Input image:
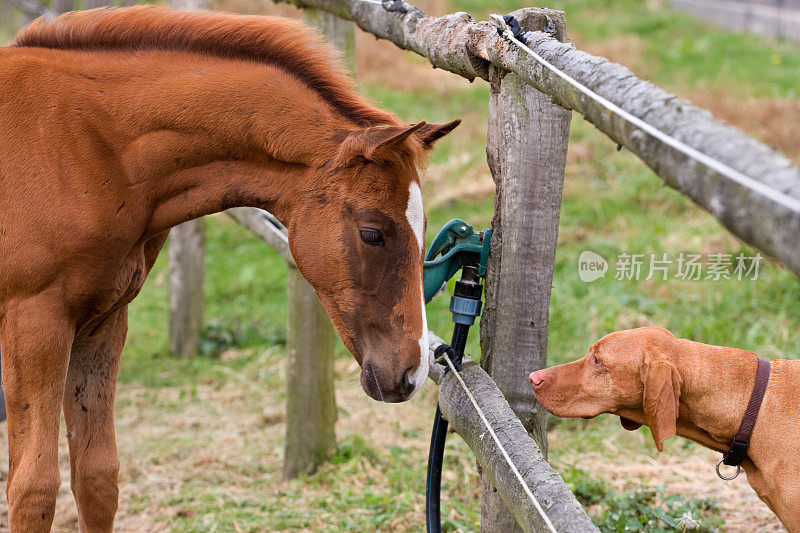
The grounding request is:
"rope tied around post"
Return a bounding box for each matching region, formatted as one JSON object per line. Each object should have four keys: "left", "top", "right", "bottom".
{"left": 493, "top": 14, "right": 528, "bottom": 44}
{"left": 433, "top": 344, "right": 458, "bottom": 375}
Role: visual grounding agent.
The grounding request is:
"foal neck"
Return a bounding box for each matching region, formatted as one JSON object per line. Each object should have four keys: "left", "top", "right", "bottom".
{"left": 74, "top": 50, "right": 378, "bottom": 235}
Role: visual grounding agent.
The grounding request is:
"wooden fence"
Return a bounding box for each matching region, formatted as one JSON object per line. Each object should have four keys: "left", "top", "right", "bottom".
{"left": 75, "top": 0, "right": 797, "bottom": 529}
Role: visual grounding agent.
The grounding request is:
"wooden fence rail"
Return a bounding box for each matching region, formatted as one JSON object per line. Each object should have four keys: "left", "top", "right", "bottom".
{"left": 427, "top": 341, "right": 597, "bottom": 533}
{"left": 275, "top": 0, "right": 800, "bottom": 280}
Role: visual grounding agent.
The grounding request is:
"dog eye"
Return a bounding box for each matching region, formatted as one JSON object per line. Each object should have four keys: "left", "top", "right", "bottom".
{"left": 592, "top": 354, "right": 602, "bottom": 366}
{"left": 359, "top": 228, "right": 385, "bottom": 247}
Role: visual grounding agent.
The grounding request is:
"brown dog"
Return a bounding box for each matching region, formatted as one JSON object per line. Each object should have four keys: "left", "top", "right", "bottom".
{"left": 529, "top": 326, "right": 800, "bottom": 531}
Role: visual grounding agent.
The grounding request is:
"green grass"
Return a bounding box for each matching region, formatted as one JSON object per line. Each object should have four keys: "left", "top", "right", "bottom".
{"left": 41, "top": 0, "right": 798, "bottom": 528}
{"left": 545, "top": 115, "right": 800, "bottom": 366}
{"left": 122, "top": 218, "right": 291, "bottom": 388}
{"left": 562, "top": 466, "right": 723, "bottom": 532}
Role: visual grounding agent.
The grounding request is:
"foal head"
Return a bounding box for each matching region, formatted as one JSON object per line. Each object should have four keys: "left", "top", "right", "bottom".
{"left": 286, "top": 120, "right": 459, "bottom": 402}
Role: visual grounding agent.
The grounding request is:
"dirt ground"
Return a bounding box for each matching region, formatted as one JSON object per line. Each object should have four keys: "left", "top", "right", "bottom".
{"left": 0, "top": 353, "right": 785, "bottom": 531}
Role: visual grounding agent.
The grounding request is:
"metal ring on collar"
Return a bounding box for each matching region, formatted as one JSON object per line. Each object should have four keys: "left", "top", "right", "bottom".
{"left": 716, "top": 459, "right": 741, "bottom": 480}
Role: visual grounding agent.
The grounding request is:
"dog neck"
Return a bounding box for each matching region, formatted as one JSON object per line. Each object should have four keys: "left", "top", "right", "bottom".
{"left": 616, "top": 339, "right": 761, "bottom": 453}
{"left": 673, "top": 339, "right": 762, "bottom": 453}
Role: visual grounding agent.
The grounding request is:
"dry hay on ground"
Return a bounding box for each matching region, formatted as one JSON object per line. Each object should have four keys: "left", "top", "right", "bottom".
{"left": 551, "top": 428, "right": 786, "bottom": 532}
{"left": 0, "top": 354, "right": 456, "bottom": 531}
{"left": 0, "top": 350, "right": 786, "bottom": 531}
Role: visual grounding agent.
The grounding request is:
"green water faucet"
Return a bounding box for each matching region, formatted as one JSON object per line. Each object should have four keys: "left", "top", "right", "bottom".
{"left": 422, "top": 219, "right": 491, "bottom": 304}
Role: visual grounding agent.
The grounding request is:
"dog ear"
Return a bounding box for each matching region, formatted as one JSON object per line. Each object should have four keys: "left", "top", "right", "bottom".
{"left": 642, "top": 354, "right": 682, "bottom": 452}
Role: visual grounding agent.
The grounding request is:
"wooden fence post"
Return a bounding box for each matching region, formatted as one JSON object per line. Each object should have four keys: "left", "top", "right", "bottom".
{"left": 282, "top": 10, "right": 355, "bottom": 479}
{"left": 479, "top": 8, "right": 570, "bottom": 532}
{"left": 283, "top": 266, "right": 338, "bottom": 478}
{"left": 165, "top": 0, "right": 210, "bottom": 360}
{"left": 168, "top": 219, "right": 206, "bottom": 358}
{"left": 305, "top": 7, "right": 357, "bottom": 75}
{"left": 52, "top": 0, "right": 73, "bottom": 14}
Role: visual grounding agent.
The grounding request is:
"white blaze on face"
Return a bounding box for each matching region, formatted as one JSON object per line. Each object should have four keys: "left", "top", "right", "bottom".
{"left": 405, "top": 181, "right": 425, "bottom": 252}
{"left": 406, "top": 181, "right": 429, "bottom": 396}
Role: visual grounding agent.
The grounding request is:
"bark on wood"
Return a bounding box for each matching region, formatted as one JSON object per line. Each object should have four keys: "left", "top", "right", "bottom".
{"left": 427, "top": 348, "right": 598, "bottom": 533}
{"left": 168, "top": 219, "right": 205, "bottom": 358}
{"left": 283, "top": 266, "right": 338, "bottom": 479}
{"left": 479, "top": 27, "right": 800, "bottom": 280}
{"left": 277, "top": 0, "right": 800, "bottom": 280}
{"left": 479, "top": 10, "right": 571, "bottom": 532}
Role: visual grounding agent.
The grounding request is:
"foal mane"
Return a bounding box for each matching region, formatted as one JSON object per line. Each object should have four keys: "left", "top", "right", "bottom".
{"left": 14, "top": 6, "right": 398, "bottom": 128}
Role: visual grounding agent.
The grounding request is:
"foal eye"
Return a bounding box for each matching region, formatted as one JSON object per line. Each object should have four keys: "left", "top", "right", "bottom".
{"left": 359, "top": 228, "right": 385, "bottom": 247}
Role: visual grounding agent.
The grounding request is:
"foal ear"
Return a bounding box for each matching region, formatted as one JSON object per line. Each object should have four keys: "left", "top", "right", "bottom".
{"left": 642, "top": 350, "right": 682, "bottom": 452}
{"left": 363, "top": 121, "right": 428, "bottom": 161}
{"left": 417, "top": 119, "right": 462, "bottom": 149}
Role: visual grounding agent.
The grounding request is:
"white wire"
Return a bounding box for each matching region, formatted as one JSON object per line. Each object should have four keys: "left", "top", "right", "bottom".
{"left": 442, "top": 354, "right": 558, "bottom": 533}
{"left": 492, "top": 15, "right": 800, "bottom": 214}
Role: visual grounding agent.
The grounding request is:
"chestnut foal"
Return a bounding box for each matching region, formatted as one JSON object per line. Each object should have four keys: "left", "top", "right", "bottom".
{"left": 0, "top": 7, "right": 459, "bottom": 530}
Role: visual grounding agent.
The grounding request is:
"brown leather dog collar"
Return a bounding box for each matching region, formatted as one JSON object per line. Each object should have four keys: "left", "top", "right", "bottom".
{"left": 717, "top": 357, "right": 770, "bottom": 479}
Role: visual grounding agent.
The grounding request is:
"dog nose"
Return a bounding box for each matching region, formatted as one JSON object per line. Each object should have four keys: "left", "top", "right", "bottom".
{"left": 529, "top": 370, "right": 545, "bottom": 389}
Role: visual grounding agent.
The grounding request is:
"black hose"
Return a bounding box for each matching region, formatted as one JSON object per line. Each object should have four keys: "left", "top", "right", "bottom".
{"left": 426, "top": 266, "right": 483, "bottom": 533}
{"left": 425, "top": 406, "right": 448, "bottom": 532}
{"left": 426, "top": 321, "right": 471, "bottom": 533}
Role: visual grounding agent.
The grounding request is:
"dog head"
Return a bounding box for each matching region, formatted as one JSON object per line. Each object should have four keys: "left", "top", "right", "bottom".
{"left": 529, "top": 326, "right": 682, "bottom": 451}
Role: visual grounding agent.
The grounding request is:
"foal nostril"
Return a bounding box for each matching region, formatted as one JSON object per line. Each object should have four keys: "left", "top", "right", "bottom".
{"left": 361, "top": 360, "right": 384, "bottom": 401}
{"left": 360, "top": 360, "right": 417, "bottom": 403}
{"left": 401, "top": 366, "right": 415, "bottom": 391}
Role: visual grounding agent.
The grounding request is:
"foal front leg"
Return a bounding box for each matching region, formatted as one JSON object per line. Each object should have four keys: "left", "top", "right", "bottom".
{"left": 63, "top": 308, "right": 127, "bottom": 532}
{"left": 1, "top": 294, "right": 73, "bottom": 531}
